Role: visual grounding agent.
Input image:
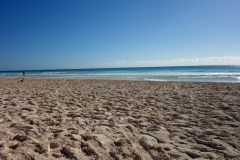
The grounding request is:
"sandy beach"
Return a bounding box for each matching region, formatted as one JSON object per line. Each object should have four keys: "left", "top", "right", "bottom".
{"left": 0, "top": 77, "right": 239, "bottom": 160}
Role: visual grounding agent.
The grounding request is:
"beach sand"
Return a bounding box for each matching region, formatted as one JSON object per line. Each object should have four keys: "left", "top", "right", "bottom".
{"left": 0, "top": 77, "right": 239, "bottom": 160}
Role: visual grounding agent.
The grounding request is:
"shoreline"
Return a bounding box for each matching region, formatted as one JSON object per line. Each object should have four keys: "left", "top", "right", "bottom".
{"left": 0, "top": 76, "right": 240, "bottom": 83}
{"left": 0, "top": 78, "right": 240, "bottom": 159}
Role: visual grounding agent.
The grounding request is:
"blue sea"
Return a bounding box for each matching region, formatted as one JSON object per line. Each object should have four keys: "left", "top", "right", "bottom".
{"left": 0, "top": 65, "right": 240, "bottom": 82}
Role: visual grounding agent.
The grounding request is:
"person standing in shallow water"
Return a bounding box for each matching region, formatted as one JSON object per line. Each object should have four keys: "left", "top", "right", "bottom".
{"left": 23, "top": 71, "right": 25, "bottom": 76}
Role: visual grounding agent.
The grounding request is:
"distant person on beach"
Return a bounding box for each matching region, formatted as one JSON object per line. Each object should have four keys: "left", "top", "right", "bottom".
{"left": 40, "top": 70, "right": 42, "bottom": 73}
{"left": 172, "top": 69, "right": 173, "bottom": 71}
{"left": 23, "top": 71, "right": 25, "bottom": 76}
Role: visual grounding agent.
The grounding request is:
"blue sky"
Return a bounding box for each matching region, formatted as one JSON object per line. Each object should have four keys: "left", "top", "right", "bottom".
{"left": 0, "top": 0, "right": 240, "bottom": 71}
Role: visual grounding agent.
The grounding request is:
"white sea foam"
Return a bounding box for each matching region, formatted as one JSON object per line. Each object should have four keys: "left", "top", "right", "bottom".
{"left": 144, "top": 78, "right": 165, "bottom": 81}
{"left": 87, "top": 72, "right": 240, "bottom": 76}
{"left": 2, "top": 72, "right": 240, "bottom": 80}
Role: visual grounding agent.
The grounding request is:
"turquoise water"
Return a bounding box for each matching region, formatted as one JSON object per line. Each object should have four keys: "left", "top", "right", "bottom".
{"left": 1, "top": 65, "right": 240, "bottom": 82}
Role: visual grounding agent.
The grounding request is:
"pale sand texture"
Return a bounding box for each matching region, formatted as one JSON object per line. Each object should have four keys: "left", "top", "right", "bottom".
{"left": 0, "top": 78, "right": 240, "bottom": 160}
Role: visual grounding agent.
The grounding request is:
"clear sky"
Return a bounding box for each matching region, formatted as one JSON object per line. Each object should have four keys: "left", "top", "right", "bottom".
{"left": 0, "top": 0, "right": 240, "bottom": 71}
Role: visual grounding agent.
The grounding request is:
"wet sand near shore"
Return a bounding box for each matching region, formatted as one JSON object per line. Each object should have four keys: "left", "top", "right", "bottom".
{"left": 0, "top": 78, "right": 240, "bottom": 160}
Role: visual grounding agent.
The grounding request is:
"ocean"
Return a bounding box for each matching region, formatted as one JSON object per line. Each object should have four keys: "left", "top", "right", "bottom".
{"left": 0, "top": 65, "right": 240, "bottom": 82}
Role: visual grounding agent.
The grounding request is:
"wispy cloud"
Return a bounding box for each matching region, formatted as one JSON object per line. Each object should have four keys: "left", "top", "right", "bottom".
{"left": 86, "top": 57, "right": 240, "bottom": 68}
